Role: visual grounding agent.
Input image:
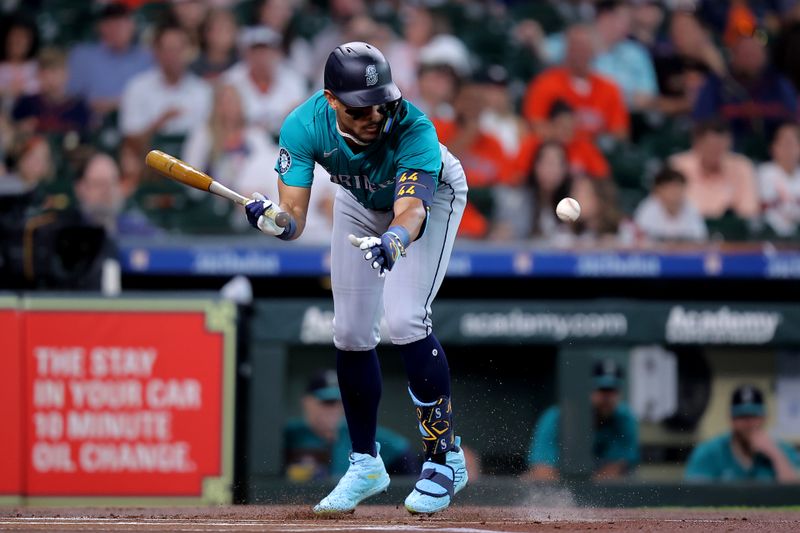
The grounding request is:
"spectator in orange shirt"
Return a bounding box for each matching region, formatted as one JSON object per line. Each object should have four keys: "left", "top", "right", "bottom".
{"left": 522, "top": 24, "right": 629, "bottom": 143}
{"left": 434, "top": 83, "right": 514, "bottom": 188}
{"left": 518, "top": 100, "right": 610, "bottom": 181}
{"left": 669, "top": 119, "right": 760, "bottom": 220}
{"left": 434, "top": 82, "right": 514, "bottom": 238}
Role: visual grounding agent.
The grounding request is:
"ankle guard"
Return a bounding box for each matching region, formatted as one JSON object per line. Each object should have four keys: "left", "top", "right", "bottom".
{"left": 409, "top": 388, "right": 455, "bottom": 457}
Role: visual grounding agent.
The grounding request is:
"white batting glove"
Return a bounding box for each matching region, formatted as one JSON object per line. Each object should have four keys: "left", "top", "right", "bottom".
{"left": 246, "top": 192, "right": 283, "bottom": 236}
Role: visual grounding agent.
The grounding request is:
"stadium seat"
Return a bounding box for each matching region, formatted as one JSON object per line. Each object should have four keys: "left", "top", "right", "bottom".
{"left": 36, "top": 0, "right": 94, "bottom": 46}
{"left": 508, "top": 1, "right": 566, "bottom": 34}
{"left": 604, "top": 142, "right": 653, "bottom": 190}
{"left": 150, "top": 133, "right": 187, "bottom": 160}
{"left": 704, "top": 212, "right": 753, "bottom": 241}
{"left": 232, "top": 0, "right": 258, "bottom": 25}
{"left": 636, "top": 118, "right": 692, "bottom": 160}
{"left": 617, "top": 187, "right": 648, "bottom": 216}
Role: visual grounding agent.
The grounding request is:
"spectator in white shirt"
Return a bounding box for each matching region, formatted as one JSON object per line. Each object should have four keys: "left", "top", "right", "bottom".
{"left": 119, "top": 24, "right": 212, "bottom": 142}
{"left": 181, "top": 82, "right": 334, "bottom": 238}
{"left": 634, "top": 166, "right": 708, "bottom": 242}
{"left": 757, "top": 121, "right": 800, "bottom": 237}
{"left": 223, "top": 27, "right": 306, "bottom": 137}
{"left": 182, "top": 82, "right": 275, "bottom": 229}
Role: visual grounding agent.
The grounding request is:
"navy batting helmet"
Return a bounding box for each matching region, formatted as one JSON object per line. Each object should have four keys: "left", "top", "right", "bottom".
{"left": 324, "top": 41, "right": 402, "bottom": 107}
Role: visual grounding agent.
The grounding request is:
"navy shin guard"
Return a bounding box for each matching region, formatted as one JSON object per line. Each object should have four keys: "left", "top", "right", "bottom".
{"left": 409, "top": 389, "right": 455, "bottom": 458}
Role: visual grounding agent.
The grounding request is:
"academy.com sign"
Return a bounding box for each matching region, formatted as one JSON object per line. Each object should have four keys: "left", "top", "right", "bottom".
{"left": 293, "top": 302, "right": 792, "bottom": 346}
{"left": 298, "top": 305, "right": 628, "bottom": 343}
{"left": 459, "top": 309, "right": 628, "bottom": 341}
{"left": 665, "top": 306, "right": 782, "bottom": 344}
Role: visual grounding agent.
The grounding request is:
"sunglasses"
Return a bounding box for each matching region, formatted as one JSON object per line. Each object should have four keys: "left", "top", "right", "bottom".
{"left": 344, "top": 100, "right": 400, "bottom": 120}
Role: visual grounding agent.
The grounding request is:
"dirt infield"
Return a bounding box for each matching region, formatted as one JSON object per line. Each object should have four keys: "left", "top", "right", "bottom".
{"left": 1, "top": 506, "right": 799, "bottom": 532}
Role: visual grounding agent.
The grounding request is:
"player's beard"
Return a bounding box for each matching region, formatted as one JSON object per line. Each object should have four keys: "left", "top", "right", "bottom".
{"left": 358, "top": 122, "right": 381, "bottom": 142}
{"left": 336, "top": 114, "right": 382, "bottom": 145}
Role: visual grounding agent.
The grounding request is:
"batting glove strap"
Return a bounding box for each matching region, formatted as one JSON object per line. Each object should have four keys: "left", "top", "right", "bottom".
{"left": 380, "top": 225, "right": 410, "bottom": 269}
{"left": 276, "top": 217, "right": 297, "bottom": 241}
{"left": 414, "top": 462, "right": 455, "bottom": 498}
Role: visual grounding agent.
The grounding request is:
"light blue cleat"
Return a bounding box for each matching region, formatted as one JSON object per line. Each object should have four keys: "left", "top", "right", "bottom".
{"left": 313, "top": 443, "right": 390, "bottom": 515}
{"left": 405, "top": 436, "right": 468, "bottom": 514}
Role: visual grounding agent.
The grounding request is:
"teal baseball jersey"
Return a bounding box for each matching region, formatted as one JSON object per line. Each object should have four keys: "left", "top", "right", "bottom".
{"left": 275, "top": 90, "right": 442, "bottom": 210}
{"left": 685, "top": 433, "right": 800, "bottom": 481}
{"left": 284, "top": 417, "right": 411, "bottom": 477}
{"left": 528, "top": 404, "right": 640, "bottom": 469}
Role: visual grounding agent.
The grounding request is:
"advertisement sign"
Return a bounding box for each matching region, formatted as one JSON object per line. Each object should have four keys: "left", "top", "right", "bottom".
{"left": 120, "top": 241, "right": 800, "bottom": 279}
{"left": 21, "top": 299, "right": 235, "bottom": 501}
{"left": 255, "top": 299, "right": 800, "bottom": 347}
{"left": 0, "top": 301, "right": 23, "bottom": 499}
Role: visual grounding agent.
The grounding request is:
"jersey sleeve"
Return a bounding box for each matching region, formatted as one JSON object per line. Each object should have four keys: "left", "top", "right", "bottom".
{"left": 395, "top": 117, "right": 442, "bottom": 181}
{"left": 275, "top": 109, "right": 316, "bottom": 188}
{"left": 528, "top": 406, "right": 560, "bottom": 467}
{"left": 604, "top": 408, "right": 640, "bottom": 467}
{"left": 375, "top": 426, "right": 411, "bottom": 467}
{"left": 684, "top": 441, "right": 719, "bottom": 481}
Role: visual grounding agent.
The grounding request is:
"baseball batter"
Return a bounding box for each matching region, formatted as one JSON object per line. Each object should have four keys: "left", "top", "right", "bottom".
{"left": 244, "top": 42, "right": 468, "bottom": 514}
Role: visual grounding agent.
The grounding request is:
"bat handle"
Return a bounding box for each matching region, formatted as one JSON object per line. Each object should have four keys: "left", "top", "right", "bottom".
{"left": 258, "top": 200, "right": 292, "bottom": 229}
{"left": 274, "top": 211, "right": 292, "bottom": 228}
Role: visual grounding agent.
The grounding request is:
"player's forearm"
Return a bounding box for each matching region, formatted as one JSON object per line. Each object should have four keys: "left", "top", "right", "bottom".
{"left": 278, "top": 200, "right": 307, "bottom": 240}
{"left": 523, "top": 465, "right": 559, "bottom": 481}
{"left": 766, "top": 450, "right": 799, "bottom": 482}
{"left": 390, "top": 197, "right": 426, "bottom": 241}
{"left": 277, "top": 182, "right": 312, "bottom": 240}
{"left": 593, "top": 461, "right": 628, "bottom": 480}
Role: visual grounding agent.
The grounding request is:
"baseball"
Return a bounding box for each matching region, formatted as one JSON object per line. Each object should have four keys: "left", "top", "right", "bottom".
{"left": 556, "top": 197, "right": 581, "bottom": 222}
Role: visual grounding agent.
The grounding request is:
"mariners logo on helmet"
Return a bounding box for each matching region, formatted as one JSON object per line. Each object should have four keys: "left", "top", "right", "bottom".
{"left": 278, "top": 147, "right": 292, "bottom": 174}
{"left": 365, "top": 64, "right": 378, "bottom": 87}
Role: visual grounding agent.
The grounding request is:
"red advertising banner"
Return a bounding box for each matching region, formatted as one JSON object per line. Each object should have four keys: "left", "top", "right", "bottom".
{"left": 0, "top": 306, "right": 23, "bottom": 496}
{"left": 23, "top": 308, "right": 230, "bottom": 497}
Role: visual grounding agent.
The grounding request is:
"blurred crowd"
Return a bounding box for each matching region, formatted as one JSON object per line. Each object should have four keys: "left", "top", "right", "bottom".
{"left": 3, "top": 0, "right": 800, "bottom": 260}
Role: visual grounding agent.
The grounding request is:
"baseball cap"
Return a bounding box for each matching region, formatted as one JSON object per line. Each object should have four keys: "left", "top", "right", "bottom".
{"left": 473, "top": 64, "right": 509, "bottom": 86}
{"left": 306, "top": 370, "right": 341, "bottom": 402}
{"left": 592, "top": 359, "right": 623, "bottom": 390}
{"left": 418, "top": 35, "right": 472, "bottom": 77}
{"left": 238, "top": 26, "right": 282, "bottom": 50}
{"left": 731, "top": 384, "right": 765, "bottom": 418}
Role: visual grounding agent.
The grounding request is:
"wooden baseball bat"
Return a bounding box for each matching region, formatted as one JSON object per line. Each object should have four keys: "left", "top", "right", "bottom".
{"left": 144, "top": 149, "right": 291, "bottom": 228}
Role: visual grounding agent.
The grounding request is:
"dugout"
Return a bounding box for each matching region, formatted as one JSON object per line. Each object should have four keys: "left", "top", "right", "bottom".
{"left": 239, "top": 298, "right": 800, "bottom": 506}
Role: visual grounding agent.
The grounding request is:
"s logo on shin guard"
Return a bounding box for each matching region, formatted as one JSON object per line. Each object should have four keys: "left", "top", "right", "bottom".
{"left": 415, "top": 396, "right": 454, "bottom": 456}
